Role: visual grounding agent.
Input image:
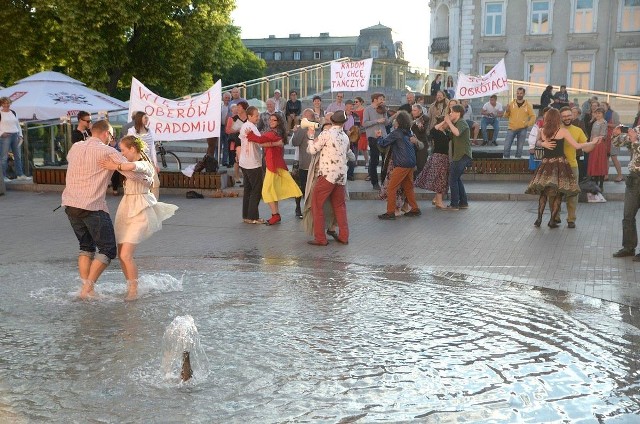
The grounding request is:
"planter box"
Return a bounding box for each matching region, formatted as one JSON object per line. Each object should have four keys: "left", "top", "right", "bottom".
{"left": 33, "top": 167, "right": 225, "bottom": 189}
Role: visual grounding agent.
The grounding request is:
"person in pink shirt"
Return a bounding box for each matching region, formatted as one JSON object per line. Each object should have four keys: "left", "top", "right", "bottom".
{"left": 61, "top": 120, "right": 151, "bottom": 299}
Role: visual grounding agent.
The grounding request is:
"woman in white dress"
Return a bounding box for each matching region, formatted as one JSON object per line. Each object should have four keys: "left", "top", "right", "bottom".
{"left": 128, "top": 111, "right": 161, "bottom": 198}
{"left": 99, "top": 136, "right": 178, "bottom": 300}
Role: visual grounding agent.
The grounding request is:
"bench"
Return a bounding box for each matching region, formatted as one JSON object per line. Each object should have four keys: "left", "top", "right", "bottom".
{"left": 33, "top": 167, "right": 224, "bottom": 189}
{"left": 466, "top": 158, "right": 530, "bottom": 174}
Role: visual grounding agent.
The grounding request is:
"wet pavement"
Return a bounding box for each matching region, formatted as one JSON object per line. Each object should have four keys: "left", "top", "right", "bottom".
{"left": 1, "top": 191, "right": 639, "bottom": 422}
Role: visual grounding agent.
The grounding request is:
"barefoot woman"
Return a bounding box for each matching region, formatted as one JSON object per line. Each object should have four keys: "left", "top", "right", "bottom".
{"left": 100, "top": 136, "right": 178, "bottom": 300}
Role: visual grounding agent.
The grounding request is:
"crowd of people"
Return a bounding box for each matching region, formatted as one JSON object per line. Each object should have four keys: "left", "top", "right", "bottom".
{"left": 33, "top": 85, "right": 640, "bottom": 298}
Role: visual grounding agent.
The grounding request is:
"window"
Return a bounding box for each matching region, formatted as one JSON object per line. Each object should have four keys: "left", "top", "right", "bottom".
{"left": 617, "top": 60, "right": 639, "bottom": 94}
{"left": 621, "top": 0, "right": 640, "bottom": 31}
{"left": 274, "top": 51, "right": 282, "bottom": 61}
{"left": 570, "top": 61, "right": 591, "bottom": 89}
{"left": 333, "top": 51, "right": 341, "bottom": 60}
{"left": 293, "top": 51, "right": 301, "bottom": 60}
{"left": 527, "top": 62, "right": 549, "bottom": 85}
{"left": 482, "top": 63, "right": 496, "bottom": 74}
{"left": 370, "top": 46, "right": 379, "bottom": 58}
{"left": 255, "top": 52, "right": 262, "bottom": 59}
{"left": 314, "top": 51, "right": 321, "bottom": 60}
{"left": 573, "top": 0, "right": 595, "bottom": 33}
{"left": 484, "top": 2, "right": 504, "bottom": 36}
{"left": 370, "top": 73, "right": 382, "bottom": 87}
{"left": 530, "top": 1, "right": 550, "bottom": 34}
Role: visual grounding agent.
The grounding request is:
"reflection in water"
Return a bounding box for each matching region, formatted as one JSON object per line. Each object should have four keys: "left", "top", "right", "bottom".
{"left": 0, "top": 256, "right": 638, "bottom": 422}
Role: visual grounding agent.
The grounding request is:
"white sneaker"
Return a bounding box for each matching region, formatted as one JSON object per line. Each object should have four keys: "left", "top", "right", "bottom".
{"left": 3, "top": 177, "right": 11, "bottom": 183}
{"left": 16, "top": 175, "right": 32, "bottom": 181}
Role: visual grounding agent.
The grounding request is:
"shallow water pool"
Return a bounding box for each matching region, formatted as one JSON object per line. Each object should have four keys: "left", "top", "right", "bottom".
{"left": 0, "top": 255, "right": 638, "bottom": 423}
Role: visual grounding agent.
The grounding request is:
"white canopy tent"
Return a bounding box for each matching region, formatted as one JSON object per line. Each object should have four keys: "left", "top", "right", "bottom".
{"left": 0, "top": 71, "right": 127, "bottom": 121}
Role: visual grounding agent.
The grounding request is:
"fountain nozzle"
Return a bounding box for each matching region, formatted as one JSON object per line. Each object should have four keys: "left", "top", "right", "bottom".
{"left": 180, "top": 351, "right": 193, "bottom": 382}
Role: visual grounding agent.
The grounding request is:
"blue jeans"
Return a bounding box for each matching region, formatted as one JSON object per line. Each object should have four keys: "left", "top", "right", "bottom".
{"left": 481, "top": 117, "right": 499, "bottom": 144}
{"left": 65, "top": 207, "right": 117, "bottom": 264}
{"left": 622, "top": 172, "right": 640, "bottom": 251}
{"left": 1, "top": 132, "right": 24, "bottom": 178}
{"left": 449, "top": 155, "right": 472, "bottom": 207}
{"left": 368, "top": 137, "right": 383, "bottom": 186}
{"left": 503, "top": 127, "right": 528, "bottom": 158}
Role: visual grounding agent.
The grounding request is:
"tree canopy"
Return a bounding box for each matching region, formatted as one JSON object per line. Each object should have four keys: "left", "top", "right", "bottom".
{"left": 0, "top": 0, "right": 265, "bottom": 99}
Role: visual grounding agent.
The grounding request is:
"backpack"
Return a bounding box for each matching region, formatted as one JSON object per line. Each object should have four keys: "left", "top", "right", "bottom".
{"left": 0, "top": 109, "right": 17, "bottom": 121}
{"left": 193, "top": 154, "right": 218, "bottom": 173}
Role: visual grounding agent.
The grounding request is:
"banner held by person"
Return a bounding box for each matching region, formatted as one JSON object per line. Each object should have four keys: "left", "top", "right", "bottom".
{"left": 455, "top": 59, "right": 508, "bottom": 99}
{"left": 128, "top": 78, "right": 221, "bottom": 141}
{"left": 330, "top": 58, "right": 373, "bottom": 92}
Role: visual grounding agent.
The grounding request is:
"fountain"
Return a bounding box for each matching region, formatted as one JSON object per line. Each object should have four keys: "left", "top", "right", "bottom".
{"left": 161, "top": 315, "right": 209, "bottom": 383}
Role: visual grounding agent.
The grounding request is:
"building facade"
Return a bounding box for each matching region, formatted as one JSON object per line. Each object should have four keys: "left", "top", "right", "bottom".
{"left": 242, "top": 24, "right": 410, "bottom": 94}
{"left": 429, "top": 0, "right": 640, "bottom": 95}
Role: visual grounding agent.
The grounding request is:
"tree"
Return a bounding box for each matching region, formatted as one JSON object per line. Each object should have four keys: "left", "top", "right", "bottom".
{"left": 0, "top": 0, "right": 265, "bottom": 99}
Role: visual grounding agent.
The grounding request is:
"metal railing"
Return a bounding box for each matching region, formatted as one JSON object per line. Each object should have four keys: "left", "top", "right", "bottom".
{"left": 426, "top": 69, "right": 640, "bottom": 124}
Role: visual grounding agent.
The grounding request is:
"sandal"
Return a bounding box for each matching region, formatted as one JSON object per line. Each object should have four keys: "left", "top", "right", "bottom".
{"left": 326, "top": 229, "right": 340, "bottom": 241}
{"left": 615, "top": 176, "right": 624, "bottom": 182}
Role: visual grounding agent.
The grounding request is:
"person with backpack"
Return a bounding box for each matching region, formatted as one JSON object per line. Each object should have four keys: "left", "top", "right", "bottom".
{"left": 1, "top": 97, "right": 30, "bottom": 182}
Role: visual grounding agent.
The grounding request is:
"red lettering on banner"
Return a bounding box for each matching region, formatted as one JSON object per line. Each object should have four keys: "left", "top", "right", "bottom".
{"left": 154, "top": 120, "right": 217, "bottom": 134}
{"left": 340, "top": 61, "right": 364, "bottom": 70}
{"left": 137, "top": 87, "right": 153, "bottom": 101}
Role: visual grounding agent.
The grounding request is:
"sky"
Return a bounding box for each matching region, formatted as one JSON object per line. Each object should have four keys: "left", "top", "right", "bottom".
{"left": 230, "top": 1, "right": 431, "bottom": 70}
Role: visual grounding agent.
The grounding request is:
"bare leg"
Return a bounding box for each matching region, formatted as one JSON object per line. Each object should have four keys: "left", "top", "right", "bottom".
{"left": 118, "top": 243, "right": 139, "bottom": 299}
{"left": 268, "top": 201, "right": 279, "bottom": 215}
{"left": 125, "top": 280, "right": 138, "bottom": 301}
{"left": 612, "top": 155, "right": 623, "bottom": 181}
{"left": 78, "top": 255, "right": 91, "bottom": 280}
{"left": 434, "top": 193, "right": 445, "bottom": 208}
{"left": 78, "top": 259, "right": 108, "bottom": 299}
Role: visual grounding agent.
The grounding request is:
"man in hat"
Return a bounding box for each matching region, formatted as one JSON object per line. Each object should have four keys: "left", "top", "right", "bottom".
{"left": 611, "top": 125, "right": 640, "bottom": 261}
{"left": 306, "top": 110, "right": 352, "bottom": 246}
{"left": 268, "top": 89, "right": 285, "bottom": 113}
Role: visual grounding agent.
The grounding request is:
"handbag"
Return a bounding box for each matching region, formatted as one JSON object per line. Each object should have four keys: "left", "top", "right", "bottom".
{"left": 533, "top": 147, "right": 544, "bottom": 161}
{"left": 348, "top": 125, "right": 360, "bottom": 143}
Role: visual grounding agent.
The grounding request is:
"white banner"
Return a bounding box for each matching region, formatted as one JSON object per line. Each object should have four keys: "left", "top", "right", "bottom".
{"left": 128, "top": 78, "right": 221, "bottom": 141}
{"left": 330, "top": 58, "right": 373, "bottom": 92}
{"left": 455, "top": 59, "right": 508, "bottom": 99}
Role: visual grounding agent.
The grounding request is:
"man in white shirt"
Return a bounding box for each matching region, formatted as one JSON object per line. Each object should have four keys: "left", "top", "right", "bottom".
{"left": 238, "top": 106, "right": 264, "bottom": 224}
{"left": 480, "top": 94, "right": 504, "bottom": 146}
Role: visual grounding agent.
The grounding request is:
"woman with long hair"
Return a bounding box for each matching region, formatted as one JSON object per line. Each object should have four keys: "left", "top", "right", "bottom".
{"left": 247, "top": 113, "right": 302, "bottom": 225}
{"left": 445, "top": 75, "right": 455, "bottom": 99}
{"left": 352, "top": 96, "right": 369, "bottom": 167}
{"left": 586, "top": 107, "right": 608, "bottom": 190}
{"left": 99, "top": 135, "right": 178, "bottom": 300}
{"left": 415, "top": 118, "right": 450, "bottom": 209}
{"left": 127, "top": 111, "right": 160, "bottom": 198}
{"left": 525, "top": 108, "right": 600, "bottom": 228}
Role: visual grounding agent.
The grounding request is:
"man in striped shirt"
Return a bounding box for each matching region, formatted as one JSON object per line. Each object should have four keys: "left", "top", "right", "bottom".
{"left": 61, "top": 120, "right": 151, "bottom": 299}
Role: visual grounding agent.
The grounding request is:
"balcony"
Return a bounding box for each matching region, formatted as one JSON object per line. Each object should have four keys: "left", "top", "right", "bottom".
{"left": 430, "top": 37, "right": 449, "bottom": 54}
